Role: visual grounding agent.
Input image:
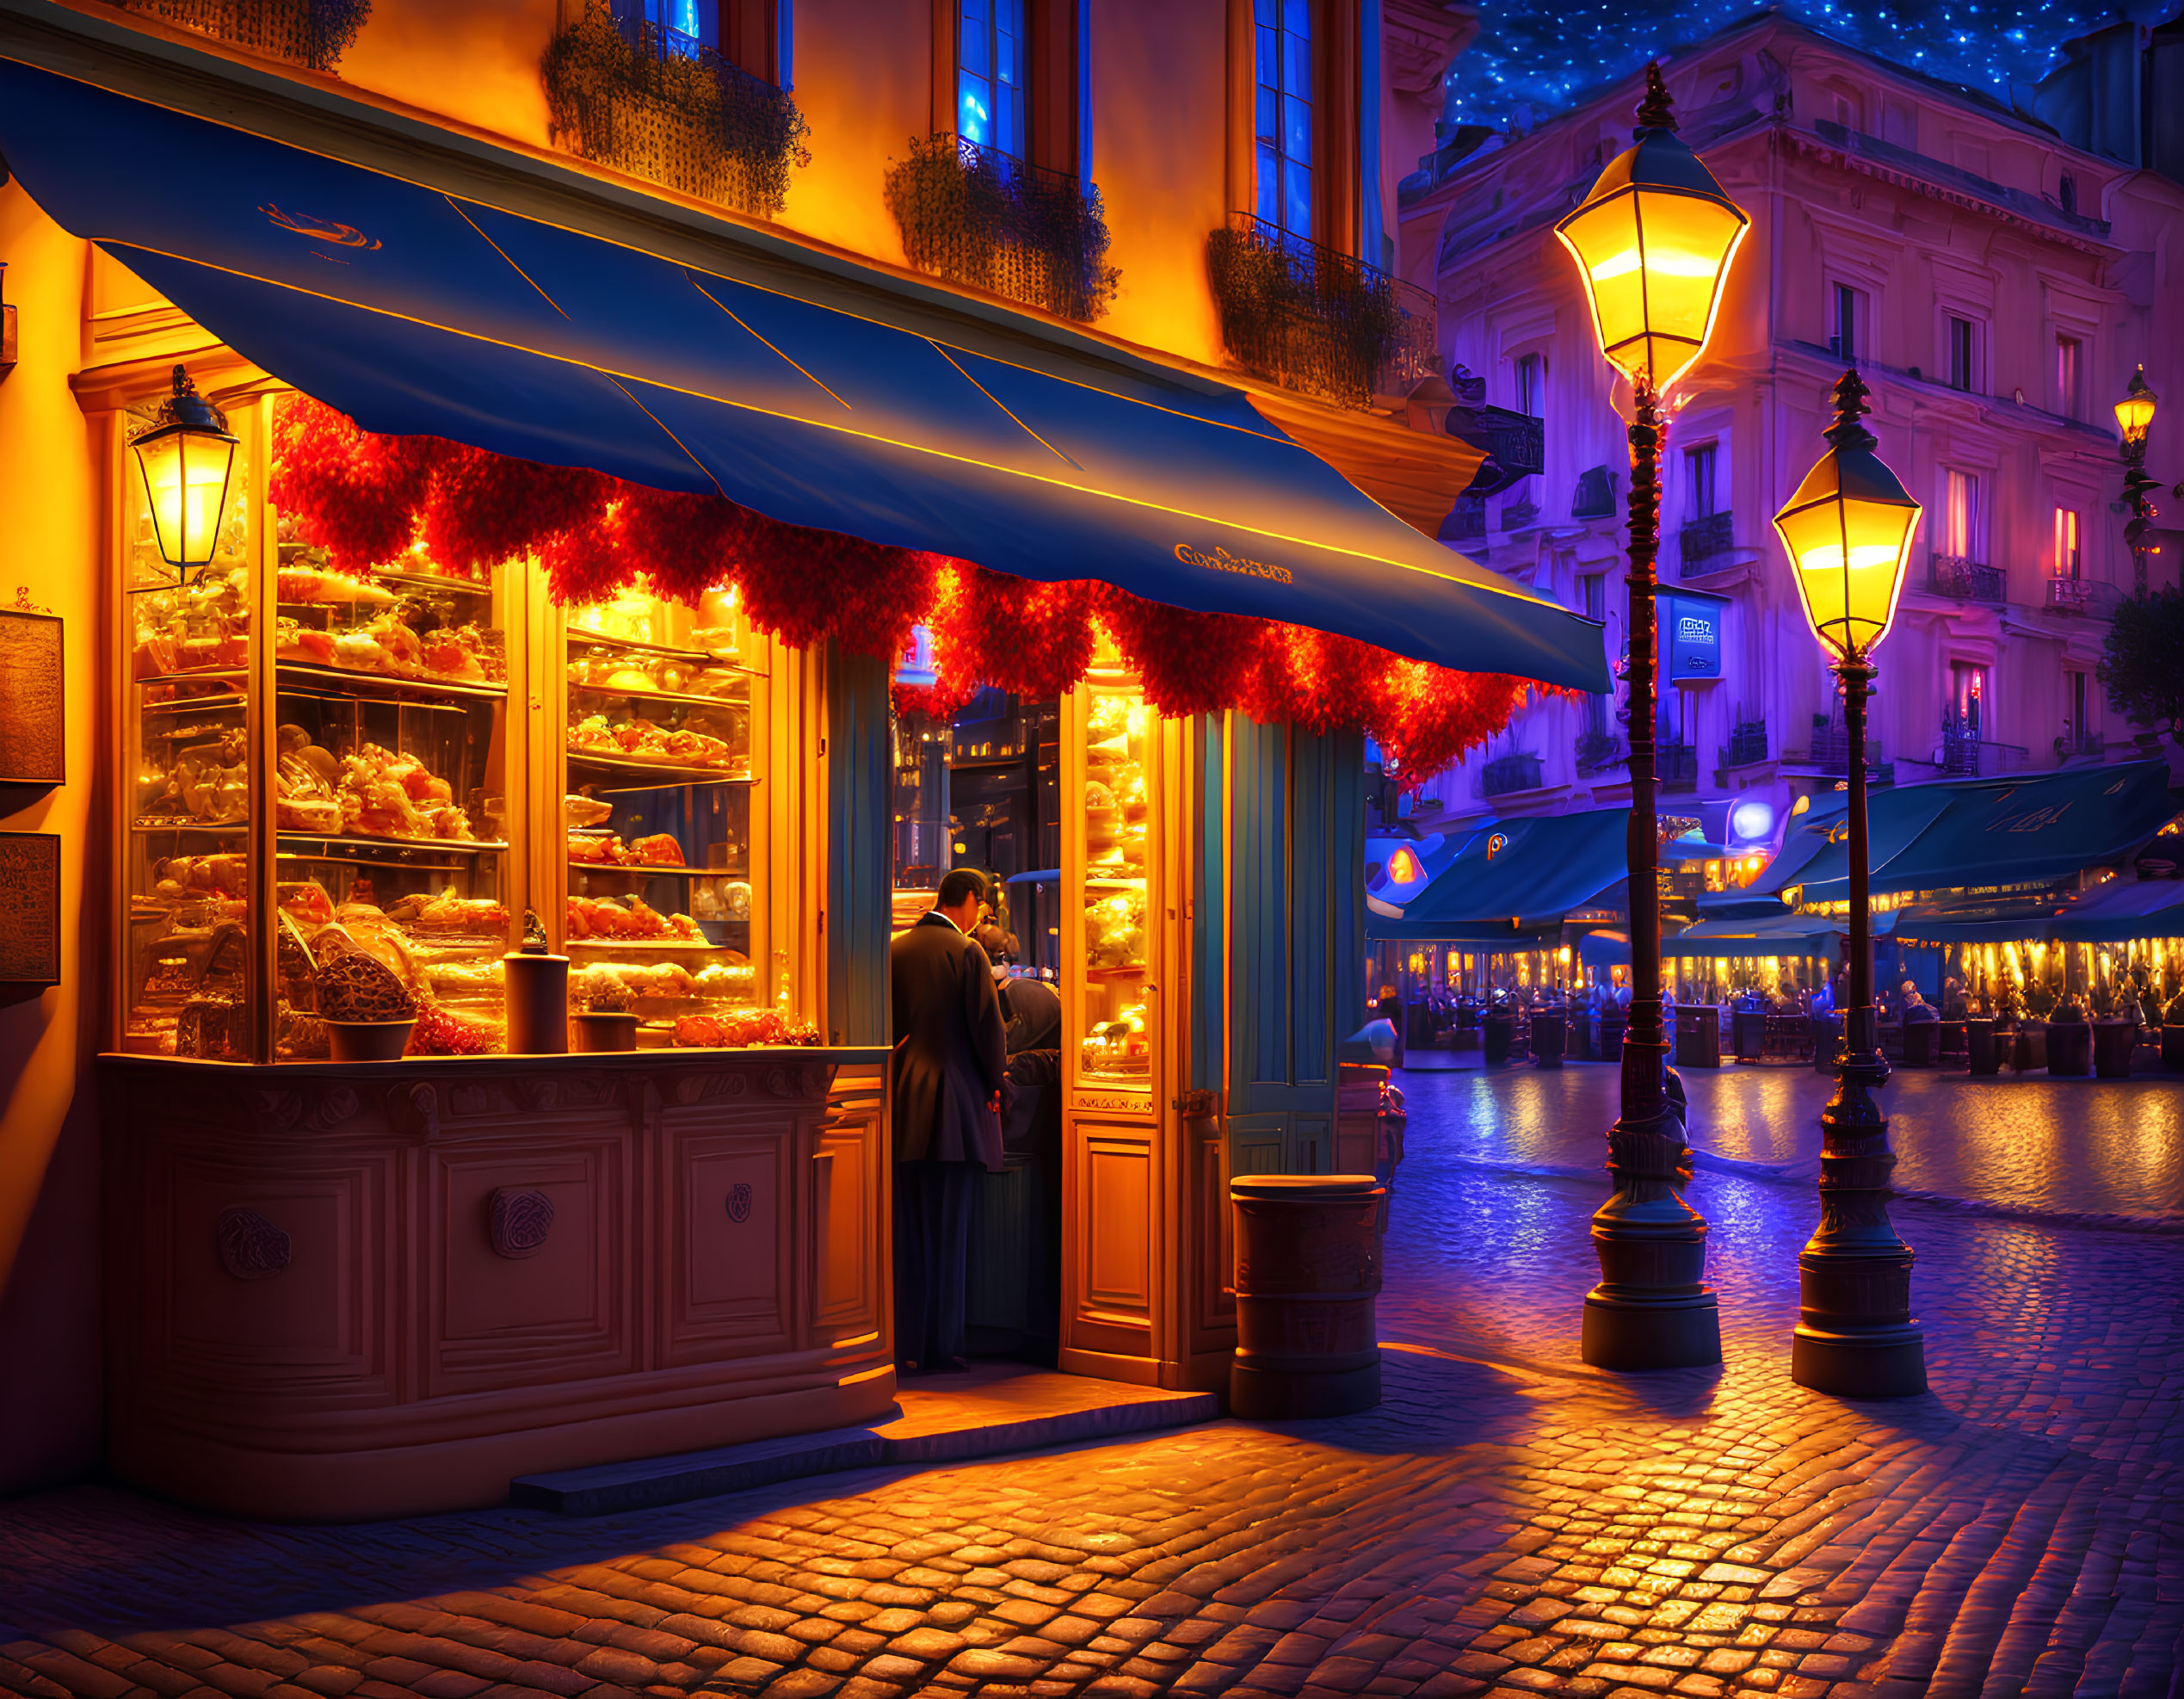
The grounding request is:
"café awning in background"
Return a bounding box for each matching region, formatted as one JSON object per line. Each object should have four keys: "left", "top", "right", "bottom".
{"left": 0, "top": 54, "right": 1608, "bottom": 693}
{"left": 1367, "top": 809, "right": 1631, "bottom": 942}
{"left": 1663, "top": 913, "right": 1843, "bottom": 961}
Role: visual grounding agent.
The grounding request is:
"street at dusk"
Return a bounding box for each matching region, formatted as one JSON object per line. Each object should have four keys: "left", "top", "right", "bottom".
{"left": 2, "top": 0, "right": 2182, "bottom": 1691}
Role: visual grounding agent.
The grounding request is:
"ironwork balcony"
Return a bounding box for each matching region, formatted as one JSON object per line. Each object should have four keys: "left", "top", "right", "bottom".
{"left": 1724, "top": 720, "right": 1768, "bottom": 768}
{"left": 1206, "top": 213, "right": 1435, "bottom": 408}
{"left": 1940, "top": 731, "right": 2029, "bottom": 777}
{"left": 114, "top": 0, "right": 368, "bottom": 71}
{"left": 1808, "top": 726, "right": 1894, "bottom": 786}
{"left": 1479, "top": 752, "right": 1545, "bottom": 797}
{"left": 544, "top": 0, "right": 811, "bottom": 216}
{"left": 885, "top": 134, "right": 1119, "bottom": 322}
{"left": 1574, "top": 731, "right": 1626, "bottom": 775}
{"left": 2045, "top": 576, "right": 2093, "bottom": 614}
{"left": 1927, "top": 553, "right": 2005, "bottom": 603}
{"left": 1677, "top": 510, "right": 1737, "bottom": 578}
{"left": 1658, "top": 742, "right": 1699, "bottom": 792}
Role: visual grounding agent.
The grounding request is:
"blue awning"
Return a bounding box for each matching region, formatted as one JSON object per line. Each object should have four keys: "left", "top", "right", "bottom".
{"left": 1663, "top": 913, "right": 1842, "bottom": 961}
{"left": 1367, "top": 808, "right": 1631, "bottom": 941}
{"left": 1892, "top": 875, "right": 2184, "bottom": 945}
{"left": 0, "top": 57, "right": 1608, "bottom": 692}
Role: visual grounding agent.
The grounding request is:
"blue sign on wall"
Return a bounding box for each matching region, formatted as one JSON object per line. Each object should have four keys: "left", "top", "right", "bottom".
{"left": 1664, "top": 593, "right": 1724, "bottom": 683}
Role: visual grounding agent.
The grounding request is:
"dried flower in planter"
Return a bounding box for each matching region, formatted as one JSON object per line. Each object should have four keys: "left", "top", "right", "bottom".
{"left": 110, "top": 0, "right": 371, "bottom": 74}
{"left": 316, "top": 949, "right": 416, "bottom": 1023}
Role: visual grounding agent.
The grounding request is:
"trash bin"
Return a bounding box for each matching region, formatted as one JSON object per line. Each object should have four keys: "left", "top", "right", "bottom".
{"left": 2163, "top": 1024, "right": 2184, "bottom": 1073}
{"left": 1483, "top": 1014, "right": 1514, "bottom": 1066}
{"left": 1902, "top": 1021, "right": 1939, "bottom": 1066}
{"left": 1229, "top": 1175, "right": 1385, "bottom": 1419}
{"left": 1531, "top": 1012, "right": 1566, "bottom": 1067}
{"left": 1675, "top": 1004, "right": 1721, "bottom": 1069}
{"left": 1596, "top": 1010, "right": 1626, "bottom": 1064}
{"left": 2093, "top": 1021, "right": 2135, "bottom": 1079}
{"left": 1731, "top": 1010, "right": 1767, "bottom": 1062}
{"left": 2047, "top": 1022, "right": 2092, "bottom": 1076}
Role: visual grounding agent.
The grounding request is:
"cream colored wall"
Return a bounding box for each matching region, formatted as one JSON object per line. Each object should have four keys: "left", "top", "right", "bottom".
{"left": 778, "top": 0, "right": 929, "bottom": 265}
{"left": 0, "top": 184, "right": 102, "bottom": 1492}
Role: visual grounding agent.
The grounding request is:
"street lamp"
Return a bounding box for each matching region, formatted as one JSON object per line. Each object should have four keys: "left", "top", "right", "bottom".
{"left": 130, "top": 365, "right": 239, "bottom": 578}
{"left": 1773, "top": 368, "right": 1927, "bottom": 1399}
{"left": 1555, "top": 61, "right": 1746, "bottom": 1372}
{"left": 2116, "top": 366, "right": 2159, "bottom": 597}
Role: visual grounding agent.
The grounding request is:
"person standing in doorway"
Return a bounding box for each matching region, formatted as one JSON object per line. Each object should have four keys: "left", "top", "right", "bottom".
{"left": 890, "top": 869, "right": 1007, "bottom": 1375}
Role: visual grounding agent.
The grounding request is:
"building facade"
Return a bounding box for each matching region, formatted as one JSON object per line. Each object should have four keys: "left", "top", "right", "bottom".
{"left": 1392, "top": 15, "right": 2184, "bottom": 856}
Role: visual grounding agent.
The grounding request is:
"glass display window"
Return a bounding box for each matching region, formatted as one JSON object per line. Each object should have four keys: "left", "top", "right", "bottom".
{"left": 1073, "top": 639, "right": 1154, "bottom": 1084}
{"left": 561, "top": 581, "right": 788, "bottom": 1046}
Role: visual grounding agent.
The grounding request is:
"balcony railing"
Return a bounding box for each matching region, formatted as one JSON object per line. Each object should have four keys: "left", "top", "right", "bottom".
{"left": 1724, "top": 720, "right": 1768, "bottom": 768}
{"left": 1575, "top": 731, "right": 1626, "bottom": 775}
{"left": 1206, "top": 213, "right": 1435, "bottom": 408}
{"left": 2054, "top": 729, "right": 2105, "bottom": 763}
{"left": 544, "top": 0, "right": 811, "bottom": 216}
{"left": 1928, "top": 553, "right": 2006, "bottom": 604}
{"left": 1448, "top": 405, "right": 1545, "bottom": 498}
{"left": 885, "top": 134, "right": 1119, "bottom": 322}
{"left": 1808, "top": 724, "right": 1895, "bottom": 786}
{"left": 1479, "top": 752, "right": 1545, "bottom": 797}
{"left": 1677, "top": 510, "right": 1737, "bottom": 578}
{"left": 1940, "top": 723, "right": 2029, "bottom": 776}
{"left": 113, "top": 0, "right": 368, "bottom": 71}
{"left": 2045, "top": 576, "right": 2093, "bottom": 614}
{"left": 1658, "top": 743, "right": 1699, "bottom": 792}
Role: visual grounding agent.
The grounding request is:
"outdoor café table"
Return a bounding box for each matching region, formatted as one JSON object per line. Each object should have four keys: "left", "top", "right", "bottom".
{"left": 1764, "top": 1014, "right": 1811, "bottom": 1060}
{"left": 1732, "top": 1010, "right": 1767, "bottom": 1062}
{"left": 1966, "top": 1017, "right": 2002, "bottom": 1075}
{"left": 1902, "top": 1020, "right": 1940, "bottom": 1066}
{"left": 1939, "top": 1019, "right": 1967, "bottom": 1059}
{"left": 2094, "top": 1020, "right": 2137, "bottom": 1078}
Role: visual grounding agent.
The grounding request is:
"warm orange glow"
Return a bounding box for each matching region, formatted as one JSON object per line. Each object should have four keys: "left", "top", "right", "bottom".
{"left": 1387, "top": 844, "right": 1423, "bottom": 885}
{"left": 130, "top": 369, "right": 239, "bottom": 572}
{"left": 2116, "top": 365, "right": 2158, "bottom": 446}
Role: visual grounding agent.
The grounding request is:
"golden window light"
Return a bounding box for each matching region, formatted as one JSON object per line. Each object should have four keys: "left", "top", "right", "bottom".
{"left": 131, "top": 366, "right": 239, "bottom": 573}
{"left": 1774, "top": 369, "right": 1922, "bottom": 662}
{"left": 1553, "top": 63, "right": 1749, "bottom": 393}
{"left": 2116, "top": 364, "right": 2157, "bottom": 447}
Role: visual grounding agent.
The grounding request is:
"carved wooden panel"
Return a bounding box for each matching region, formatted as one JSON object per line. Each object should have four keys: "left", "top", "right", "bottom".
{"left": 155, "top": 1148, "right": 393, "bottom": 1399}
{"left": 814, "top": 1085, "right": 884, "bottom": 1343}
{"left": 425, "top": 1136, "right": 632, "bottom": 1397}
{"left": 662, "top": 1111, "right": 795, "bottom": 1365}
{"left": 1067, "top": 1121, "right": 1156, "bottom": 1362}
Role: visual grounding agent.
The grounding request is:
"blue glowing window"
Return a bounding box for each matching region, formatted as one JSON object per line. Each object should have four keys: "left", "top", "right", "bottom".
{"left": 613, "top": 0, "right": 718, "bottom": 59}
{"left": 959, "top": 0, "right": 1027, "bottom": 158}
{"left": 1254, "top": 0, "right": 1313, "bottom": 238}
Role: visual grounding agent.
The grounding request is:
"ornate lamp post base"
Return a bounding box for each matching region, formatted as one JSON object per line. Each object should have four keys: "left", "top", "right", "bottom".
{"left": 1792, "top": 1313, "right": 1926, "bottom": 1398}
{"left": 1581, "top": 1094, "right": 1721, "bottom": 1372}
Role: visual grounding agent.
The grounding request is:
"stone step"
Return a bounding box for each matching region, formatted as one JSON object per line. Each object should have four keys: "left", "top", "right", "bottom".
{"left": 510, "top": 1366, "right": 1218, "bottom": 1516}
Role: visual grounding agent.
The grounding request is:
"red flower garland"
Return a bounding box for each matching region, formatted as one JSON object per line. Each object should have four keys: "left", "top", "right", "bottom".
{"left": 269, "top": 398, "right": 1543, "bottom": 777}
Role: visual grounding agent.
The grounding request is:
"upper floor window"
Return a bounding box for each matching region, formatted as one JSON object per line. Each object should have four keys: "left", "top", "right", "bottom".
{"left": 2059, "top": 173, "right": 2078, "bottom": 214}
{"left": 1515, "top": 351, "right": 1545, "bottom": 419}
{"left": 1944, "top": 467, "right": 1982, "bottom": 559}
{"left": 1683, "top": 442, "right": 1719, "bottom": 522}
{"left": 1946, "top": 314, "right": 1979, "bottom": 392}
{"left": 616, "top": 0, "right": 715, "bottom": 59}
{"left": 959, "top": 0, "right": 1028, "bottom": 157}
{"left": 1830, "top": 282, "right": 1867, "bottom": 361}
{"left": 2054, "top": 507, "right": 2082, "bottom": 578}
{"left": 2056, "top": 335, "right": 2082, "bottom": 419}
{"left": 1254, "top": 0, "right": 1313, "bottom": 238}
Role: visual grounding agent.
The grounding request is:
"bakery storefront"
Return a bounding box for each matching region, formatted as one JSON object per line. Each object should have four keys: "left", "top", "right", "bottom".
{"left": 0, "top": 30, "right": 1603, "bottom": 1518}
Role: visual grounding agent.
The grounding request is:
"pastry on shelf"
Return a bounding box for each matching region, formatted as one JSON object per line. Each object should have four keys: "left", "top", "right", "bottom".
{"left": 565, "top": 793, "right": 614, "bottom": 828}
{"left": 672, "top": 1008, "right": 819, "bottom": 1048}
{"left": 275, "top": 564, "right": 397, "bottom": 606}
{"left": 567, "top": 832, "right": 620, "bottom": 866}
{"left": 567, "top": 714, "right": 733, "bottom": 769}
{"left": 564, "top": 830, "right": 688, "bottom": 868}
{"left": 335, "top": 744, "right": 476, "bottom": 842}
{"left": 565, "top": 893, "right": 704, "bottom": 942}
{"left": 152, "top": 852, "right": 250, "bottom": 902}
{"left": 694, "top": 959, "right": 756, "bottom": 997}
{"left": 386, "top": 887, "right": 509, "bottom": 935}
{"left": 141, "top": 731, "right": 249, "bottom": 823}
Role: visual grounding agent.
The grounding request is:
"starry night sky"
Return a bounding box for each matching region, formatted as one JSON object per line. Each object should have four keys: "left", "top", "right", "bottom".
{"left": 1441, "top": 0, "right": 2174, "bottom": 130}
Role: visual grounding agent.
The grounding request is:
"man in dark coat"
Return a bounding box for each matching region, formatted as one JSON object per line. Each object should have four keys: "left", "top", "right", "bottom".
{"left": 890, "top": 868, "right": 1006, "bottom": 1375}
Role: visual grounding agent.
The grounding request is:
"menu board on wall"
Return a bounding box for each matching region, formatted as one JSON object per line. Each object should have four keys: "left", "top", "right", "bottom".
{"left": 0, "top": 604, "right": 64, "bottom": 784}
{"left": 0, "top": 832, "right": 60, "bottom": 989}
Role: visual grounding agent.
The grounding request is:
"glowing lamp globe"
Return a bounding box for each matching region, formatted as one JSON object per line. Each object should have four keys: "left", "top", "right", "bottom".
{"left": 2116, "top": 366, "right": 2157, "bottom": 448}
{"left": 1553, "top": 63, "right": 1749, "bottom": 394}
{"left": 131, "top": 366, "right": 239, "bottom": 574}
{"left": 1774, "top": 370, "right": 1921, "bottom": 663}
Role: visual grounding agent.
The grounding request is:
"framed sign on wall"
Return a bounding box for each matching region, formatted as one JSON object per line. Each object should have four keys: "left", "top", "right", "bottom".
{"left": 0, "top": 594, "right": 64, "bottom": 784}
{"left": 0, "top": 832, "right": 60, "bottom": 991}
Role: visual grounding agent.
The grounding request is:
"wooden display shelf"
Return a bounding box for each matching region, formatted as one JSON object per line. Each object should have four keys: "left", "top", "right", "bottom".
{"left": 570, "top": 678, "right": 751, "bottom": 711}
{"left": 567, "top": 749, "right": 754, "bottom": 786}
{"left": 275, "top": 661, "right": 508, "bottom": 704}
{"left": 275, "top": 829, "right": 510, "bottom": 857}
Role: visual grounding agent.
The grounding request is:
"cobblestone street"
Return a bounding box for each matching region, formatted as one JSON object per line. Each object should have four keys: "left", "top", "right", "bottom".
{"left": 3, "top": 1061, "right": 2179, "bottom": 1699}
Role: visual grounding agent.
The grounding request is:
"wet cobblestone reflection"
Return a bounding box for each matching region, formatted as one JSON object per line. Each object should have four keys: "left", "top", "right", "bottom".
{"left": 0, "top": 1060, "right": 2177, "bottom": 1698}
